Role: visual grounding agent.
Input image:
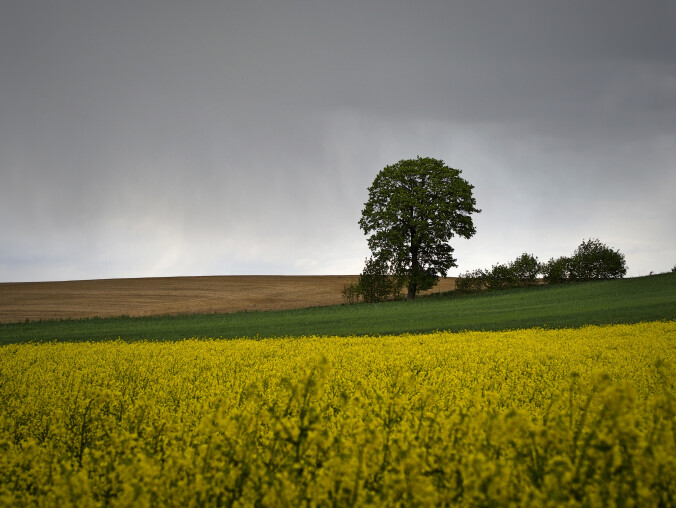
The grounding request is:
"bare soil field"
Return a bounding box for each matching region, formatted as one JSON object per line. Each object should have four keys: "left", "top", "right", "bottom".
{"left": 0, "top": 276, "right": 457, "bottom": 324}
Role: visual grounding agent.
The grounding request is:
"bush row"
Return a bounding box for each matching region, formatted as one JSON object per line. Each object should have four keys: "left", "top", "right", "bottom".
{"left": 456, "top": 238, "right": 627, "bottom": 292}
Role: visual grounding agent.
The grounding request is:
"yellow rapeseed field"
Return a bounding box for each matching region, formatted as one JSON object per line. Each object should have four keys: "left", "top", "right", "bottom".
{"left": 1, "top": 321, "right": 675, "bottom": 506}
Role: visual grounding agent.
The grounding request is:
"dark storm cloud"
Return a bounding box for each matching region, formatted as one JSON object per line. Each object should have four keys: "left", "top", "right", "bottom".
{"left": 1, "top": 1, "right": 674, "bottom": 281}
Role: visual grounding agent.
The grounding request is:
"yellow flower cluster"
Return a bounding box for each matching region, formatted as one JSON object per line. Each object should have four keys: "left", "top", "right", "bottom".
{"left": 1, "top": 321, "right": 675, "bottom": 506}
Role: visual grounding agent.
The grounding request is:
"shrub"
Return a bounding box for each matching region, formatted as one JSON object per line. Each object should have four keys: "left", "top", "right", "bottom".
{"left": 541, "top": 256, "right": 572, "bottom": 284}
{"left": 568, "top": 238, "right": 627, "bottom": 281}
{"left": 470, "top": 254, "right": 541, "bottom": 291}
{"left": 342, "top": 258, "right": 404, "bottom": 304}
{"left": 341, "top": 282, "right": 361, "bottom": 304}
{"left": 509, "top": 253, "right": 540, "bottom": 287}
{"left": 456, "top": 253, "right": 541, "bottom": 292}
{"left": 455, "top": 269, "right": 486, "bottom": 292}
{"left": 484, "top": 263, "right": 518, "bottom": 290}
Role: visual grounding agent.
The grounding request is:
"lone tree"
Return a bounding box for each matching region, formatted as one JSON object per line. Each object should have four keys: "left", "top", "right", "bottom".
{"left": 359, "top": 157, "right": 480, "bottom": 300}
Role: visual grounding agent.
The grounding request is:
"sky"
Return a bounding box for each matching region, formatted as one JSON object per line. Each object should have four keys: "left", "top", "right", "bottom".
{"left": 1, "top": 0, "right": 675, "bottom": 282}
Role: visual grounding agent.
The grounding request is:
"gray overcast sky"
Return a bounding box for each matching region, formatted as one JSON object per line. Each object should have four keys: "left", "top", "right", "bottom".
{"left": 1, "top": 0, "right": 675, "bottom": 282}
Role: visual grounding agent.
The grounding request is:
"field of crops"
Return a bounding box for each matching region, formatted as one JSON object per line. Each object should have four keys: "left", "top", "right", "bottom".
{"left": 4, "top": 273, "right": 674, "bottom": 345}
{"left": 1, "top": 321, "right": 674, "bottom": 506}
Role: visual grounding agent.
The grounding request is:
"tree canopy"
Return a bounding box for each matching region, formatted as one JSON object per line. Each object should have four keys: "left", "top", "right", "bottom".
{"left": 359, "top": 157, "right": 480, "bottom": 299}
{"left": 568, "top": 238, "right": 627, "bottom": 281}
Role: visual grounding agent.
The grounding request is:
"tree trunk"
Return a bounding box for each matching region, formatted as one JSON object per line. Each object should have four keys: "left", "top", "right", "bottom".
{"left": 407, "top": 283, "right": 417, "bottom": 300}
{"left": 408, "top": 236, "right": 419, "bottom": 300}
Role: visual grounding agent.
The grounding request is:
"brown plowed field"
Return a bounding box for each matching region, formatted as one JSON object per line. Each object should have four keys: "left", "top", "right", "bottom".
{"left": 0, "top": 276, "right": 457, "bottom": 324}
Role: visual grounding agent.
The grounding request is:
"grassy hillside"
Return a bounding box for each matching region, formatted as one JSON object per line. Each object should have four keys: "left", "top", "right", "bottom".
{"left": 1, "top": 273, "right": 674, "bottom": 345}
